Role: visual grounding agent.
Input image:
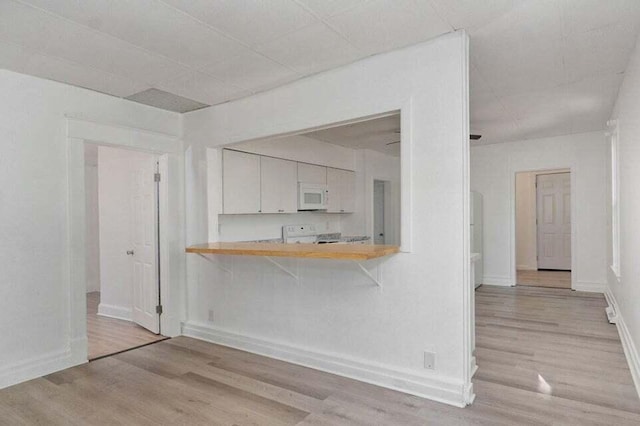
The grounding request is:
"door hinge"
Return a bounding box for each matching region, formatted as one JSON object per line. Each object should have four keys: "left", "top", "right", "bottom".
{"left": 156, "top": 304, "right": 163, "bottom": 315}
{"left": 154, "top": 172, "right": 161, "bottom": 182}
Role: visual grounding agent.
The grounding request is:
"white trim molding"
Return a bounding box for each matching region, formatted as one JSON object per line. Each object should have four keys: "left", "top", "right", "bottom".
{"left": 482, "top": 275, "right": 513, "bottom": 286}
{"left": 605, "top": 287, "right": 640, "bottom": 400}
{"left": 0, "top": 337, "right": 86, "bottom": 390}
{"left": 97, "top": 303, "right": 133, "bottom": 321}
{"left": 573, "top": 281, "right": 607, "bottom": 293}
{"left": 182, "top": 321, "right": 471, "bottom": 408}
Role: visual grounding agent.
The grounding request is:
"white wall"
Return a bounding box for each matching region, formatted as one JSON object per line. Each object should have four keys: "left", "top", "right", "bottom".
{"left": 606, "top": 32, "right": 640, "bottom": 397}
{"left": 97, "top": 145, "right": 156, "bottom": 321}
{"left": 471, "top": 131, "right": 608, "bottom": 290}
{"left": 84, "top": 144, "right": 101, "bottom": 293}
{"left": 0, "top": 69, "right": 181, "bottom": 389}
{"left": 184, "top": 32, "right": 472, "bottom": 406}
{"left": 515, "top": 172, "right": 537, "bottom": 271}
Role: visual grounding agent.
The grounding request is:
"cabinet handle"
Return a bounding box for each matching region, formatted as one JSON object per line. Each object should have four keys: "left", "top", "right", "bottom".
{"left": 340, "top": 209, "right": 345, "bottom": 212}
{"left": 278, "top": 209, "right": 284, "bottom": 212}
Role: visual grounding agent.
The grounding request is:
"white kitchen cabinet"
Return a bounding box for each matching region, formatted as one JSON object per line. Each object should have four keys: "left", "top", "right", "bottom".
{"left": 261, "top": 156, "right": 298, "bottom": 213}
{"left": 223, "top": 150, "right": 261, "bottom": 214}
{"left": 298, "top": 163, "right": 327, "bottom": 184}
{"left": 327, "top": 168, "right": 355, "bottom": 213}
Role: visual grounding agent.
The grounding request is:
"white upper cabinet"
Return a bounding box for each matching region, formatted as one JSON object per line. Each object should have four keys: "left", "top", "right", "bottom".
{"left": 223, "top": 150, "right": 261, "bottom": 214}
{"left": 260, "top": 156, "right": 298, "bottom": 213}
{"left": 297, "top": 163, "right": 327, "bottom": 184}
{"left": 327, "top": 168, "right": 355, "bottom": 213}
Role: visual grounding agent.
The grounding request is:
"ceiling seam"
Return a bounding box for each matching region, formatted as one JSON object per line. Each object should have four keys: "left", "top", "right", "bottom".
{"left": 155, "top": 0, "right": 303, "bottom": 77}
{"left": 0, "top": 37, "right": 153, "bottom": 96}
{"left": 426, "top": 0, "right": 457, "bottom": 32}
{"left": 13, "top": 0, "right": 246, "bottom": 93}
{"left": 289, "top": 0, "right": 368, "bottom": 53}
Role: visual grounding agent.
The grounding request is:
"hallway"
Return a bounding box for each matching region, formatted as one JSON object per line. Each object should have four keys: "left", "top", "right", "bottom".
{"left": 516, "top": 269, "right": 572, "bottom": 289}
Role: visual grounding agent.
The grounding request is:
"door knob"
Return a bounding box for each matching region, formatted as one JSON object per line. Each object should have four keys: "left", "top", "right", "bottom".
{"left": 126, "top": 250, "right": 135, "bottom": 256}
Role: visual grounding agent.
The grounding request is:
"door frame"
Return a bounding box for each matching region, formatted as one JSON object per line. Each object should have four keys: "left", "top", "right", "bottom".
{"left": 510, "top": 167, "right": 576, "bottom": 289}
{"left": 66, "top": 117, "right": 184, "bottom": 362}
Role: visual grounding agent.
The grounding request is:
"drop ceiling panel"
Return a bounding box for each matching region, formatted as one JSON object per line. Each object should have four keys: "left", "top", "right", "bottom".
{"left": 256, "top": 23, "right": 364, "bottom": 74}
{"left": 564, "top": 20, "right": 639, "bottom": 83}
{"left": 561, "top": 0, "right": 640, "bottom": 36}
{"left": 156, "top": 70, "right": 249, "bottom": 105}
{"left": 125, "top": 88, "right": 208, "bottom": 113}
{"left": 204, "top": 51, "right": 298, "bottom": 91}
{"left": 162, "top": 0, "right": 318, "bottom": 47}
{"left": 0, "top": 40, "right": 148, "bottom": 97}
{"left": 296, "top": 0, "right": 370, "bottom": 18}
{"left": 303, "top": 114, "right": 401, "bottom": 156}
{"left": 22, "top": 0, "right": 252, "bottom": 70}
{"left": 469, "top": 0, "right": 564, "bottom": 40}
{"left": 0, "top": 1, "right": 188, "bottom": 88}
{"left": 473, "top": 38, "right": 565, "bottom": 96}
{"left": 431, "top": 0, "right": 526, "bottom": 32}
{"left": 327, "top": 0, "right": 452, "bottom": 53}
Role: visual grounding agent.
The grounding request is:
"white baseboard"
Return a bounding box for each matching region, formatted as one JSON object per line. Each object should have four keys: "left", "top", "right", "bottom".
{"left": 605, "top": 288, "right": 640, "bottom": 400}
{"left": 0, "top": 336, "right": 87, "bottom": 390}
{"left": 573, "top": 281, "right": 606, "bottom": 293}
{"left": 482, "top": 276, "right": 513, "bottom": 286}
{"left": 98, "top": 303, "right": 132, "bottom": 321}
{"left": 182, "top": 321, "right": 471, "bottom": 407}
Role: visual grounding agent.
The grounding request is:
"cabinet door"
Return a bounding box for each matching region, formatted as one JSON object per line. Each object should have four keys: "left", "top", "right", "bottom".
{"left": 340, "top": 170, "right": 355, "bottom": 213}
{"left": 223, "top": 150, "right": 261, "bottom": 214}
{"left": 326, "top": 167, "right": 342, "bottom": 212}
{"left": 298, "top": 163, "right": 327, "bottom": 184}
{"left": 261, "top": 156, "right": 298, "bottom": 213}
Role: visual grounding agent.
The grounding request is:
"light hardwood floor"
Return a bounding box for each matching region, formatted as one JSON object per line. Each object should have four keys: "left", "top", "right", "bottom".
{"left": 1, "top": 286, "right": 638, "bottom": 424}
{"left": 87, "top": 292, "right": 166, "bottom": 360}
{"left": 517, "top": 269, "right": 572, "bottom": 288}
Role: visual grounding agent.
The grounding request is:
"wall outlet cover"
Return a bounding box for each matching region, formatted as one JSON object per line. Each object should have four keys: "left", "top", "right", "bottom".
{"left": 424, "top": 351, "right": 435, "bottom": 369}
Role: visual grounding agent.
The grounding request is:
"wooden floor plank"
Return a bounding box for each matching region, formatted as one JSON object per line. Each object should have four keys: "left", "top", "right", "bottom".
{"left": 1, "top": 285, "right": 638, "bottom": 424}
{"left": 86, "top": 292, "right": 166, "bottom": 360}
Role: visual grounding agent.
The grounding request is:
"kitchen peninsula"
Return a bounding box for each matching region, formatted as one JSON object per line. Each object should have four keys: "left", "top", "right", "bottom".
{"left": 186, "top": 241, "right": 399, "bottom": 261}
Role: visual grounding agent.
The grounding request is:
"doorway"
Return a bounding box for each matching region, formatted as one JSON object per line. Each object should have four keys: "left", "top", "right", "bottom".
{"left": 515, "top": 170, "right": 572, "bottom": 288}
{"left": 84, "top": 144, "right": 166, "bottom": 360}
{"left": 373, "top": 180, "right": 386, "bottom": 244}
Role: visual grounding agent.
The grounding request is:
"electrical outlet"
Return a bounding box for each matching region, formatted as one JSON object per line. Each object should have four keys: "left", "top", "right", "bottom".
{"left": 424, "top": 351, "right": 435, "bottom": 370}
{"left": 208, "top": 310, "right": 214, "bottom": 322}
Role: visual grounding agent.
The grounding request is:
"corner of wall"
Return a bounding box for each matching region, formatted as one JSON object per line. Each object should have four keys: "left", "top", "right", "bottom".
{"left": 604, "top": 286, "right": 640, "bottom": 400}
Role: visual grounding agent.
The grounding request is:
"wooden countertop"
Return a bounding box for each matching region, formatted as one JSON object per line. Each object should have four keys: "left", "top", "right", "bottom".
{"left": 186, "top": 242, "right": 400, "bottom": 261}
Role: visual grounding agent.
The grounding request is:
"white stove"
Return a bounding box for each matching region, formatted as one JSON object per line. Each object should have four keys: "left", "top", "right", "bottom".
{"left": 283, "top": 224, "right": 318, "bottom": 244}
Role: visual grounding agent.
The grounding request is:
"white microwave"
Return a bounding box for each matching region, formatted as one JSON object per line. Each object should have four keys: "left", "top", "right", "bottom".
{"left": 298, "top": 183, "right": 328, "bottom": 211}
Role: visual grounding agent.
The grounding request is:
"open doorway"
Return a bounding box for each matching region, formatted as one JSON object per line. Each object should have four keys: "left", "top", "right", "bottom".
{"left": 84, "top": 144, "right": 167, "bottom": 360}
{"left": 373, "top": 180, "right": 388, "bottom": 244}
{"left": 515, "top": 169, "right": 572, "bottom": 288}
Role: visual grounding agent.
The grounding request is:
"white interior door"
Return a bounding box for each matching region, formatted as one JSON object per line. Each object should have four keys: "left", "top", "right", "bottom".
{"left": 374, "top": 180, "right": 385, "bottom": 244}
{"left": 130, "top": 155, "right": 160, "bottom": 333}
{"left": 536, "top": 173, "right": 571, "bottom": 270}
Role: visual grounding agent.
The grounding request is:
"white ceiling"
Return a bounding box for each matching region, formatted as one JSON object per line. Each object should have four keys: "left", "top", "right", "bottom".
{"left": 304, "top": 114, "right": 401, "bottom": 156}
{"left": 1, "top": 1, "right": 639, "bottom": 144}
